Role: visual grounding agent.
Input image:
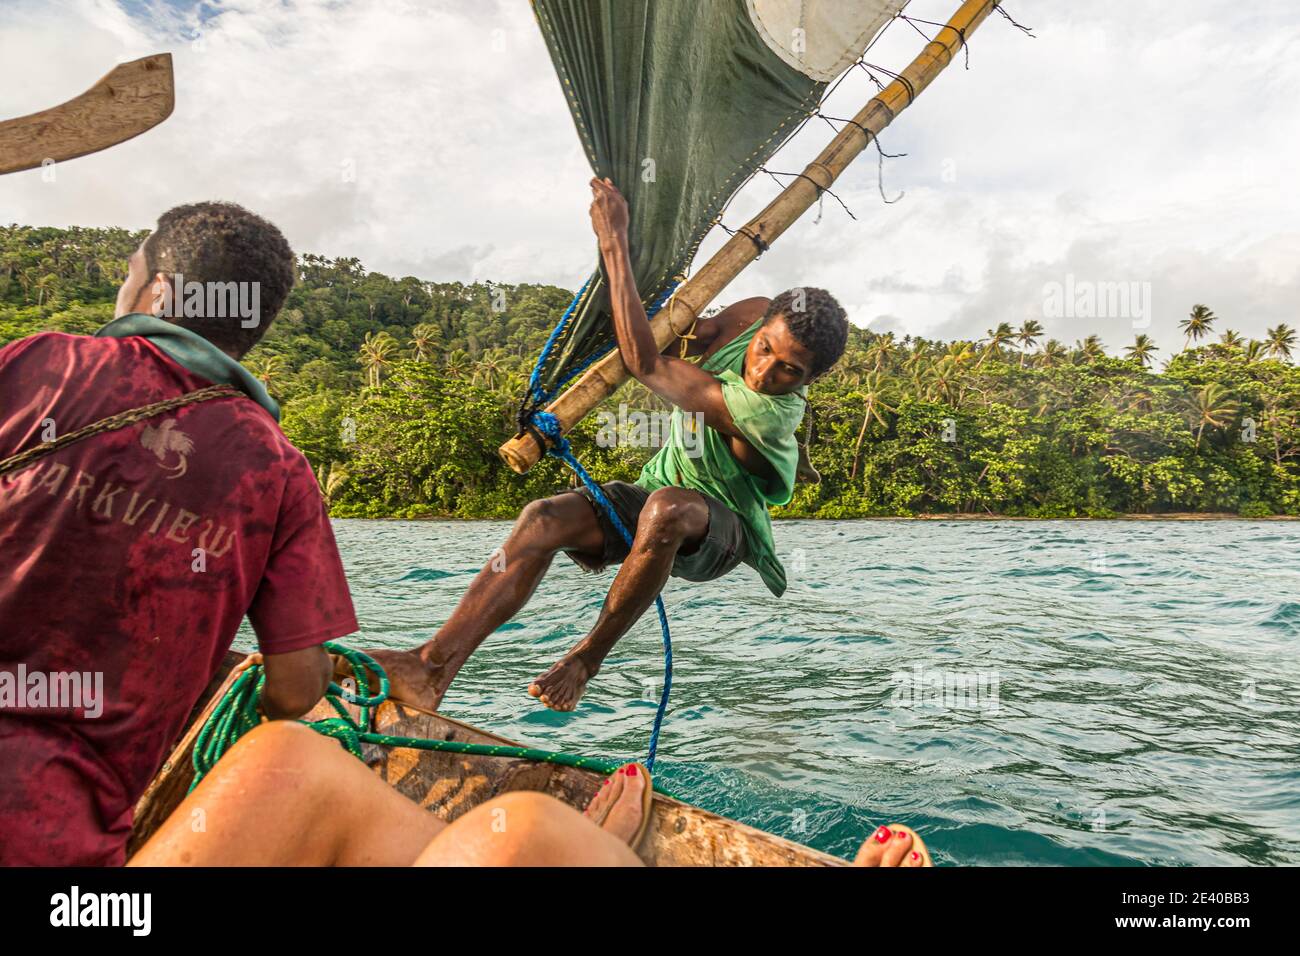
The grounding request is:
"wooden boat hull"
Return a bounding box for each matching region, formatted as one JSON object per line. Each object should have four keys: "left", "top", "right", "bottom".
{"left": 130, "top": 651, "right": 845, "bottom": 866}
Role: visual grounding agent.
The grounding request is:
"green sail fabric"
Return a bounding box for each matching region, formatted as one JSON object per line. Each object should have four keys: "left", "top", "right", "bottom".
{"left": 524, "top": 0, "right": 899, "bottom": 414}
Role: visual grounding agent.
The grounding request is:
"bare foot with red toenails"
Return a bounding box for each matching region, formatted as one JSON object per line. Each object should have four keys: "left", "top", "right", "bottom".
{"left": 852, "top": 823, "right": 933, "bottom": 867}
{"left": 582, "top": 763, "right": 653, "bottom": 848}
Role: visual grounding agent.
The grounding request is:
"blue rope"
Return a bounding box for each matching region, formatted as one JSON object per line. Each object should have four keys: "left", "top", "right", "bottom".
{"left": 526, "top": 274, "right": 596, "bottom": 406}
{"left": 526, "top": 277, "right": 680, "bottom": 408}
{"left": 531, "top": 412, "right": 673, "bottom": 771}
{"left": 519, "top": 276, "right": 683, "bottom": 771}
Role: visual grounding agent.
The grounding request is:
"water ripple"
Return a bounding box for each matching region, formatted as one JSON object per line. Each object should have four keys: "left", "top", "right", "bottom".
{"left": 232, "top": 518, "right": 1300, "bottom": 866}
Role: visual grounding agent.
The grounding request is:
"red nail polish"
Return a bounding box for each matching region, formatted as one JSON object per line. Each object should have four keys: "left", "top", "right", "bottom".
{"left": 627, "top": 765, "right": 638, "bottom": 776}
{"left": 911, "top": 851, "right": 920, "bottom": 861}
{"left": 875, "top": 826, "right": 891, "bottom": 843}
{"left": 896, "top": 830, "right": 909, "bottom": 840}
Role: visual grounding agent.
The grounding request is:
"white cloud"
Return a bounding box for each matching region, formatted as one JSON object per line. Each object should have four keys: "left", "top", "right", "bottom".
{"left": 1, "top": 0, "right": 1295, "bottom": 359}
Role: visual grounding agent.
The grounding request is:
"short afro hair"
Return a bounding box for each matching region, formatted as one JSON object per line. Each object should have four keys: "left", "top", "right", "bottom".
{"left": 143, "top": 201, "right": 295, "bottom": 356}
{"left": 764, "top": 287, "right": 848, "bottom": 379}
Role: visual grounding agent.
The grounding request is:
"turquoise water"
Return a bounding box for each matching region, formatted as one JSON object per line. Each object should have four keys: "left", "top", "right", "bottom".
{"left": 302, "top": 520, "right": 1300, "bottom": 865}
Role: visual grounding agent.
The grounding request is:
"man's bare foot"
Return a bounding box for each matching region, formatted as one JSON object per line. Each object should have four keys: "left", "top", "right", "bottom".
{"left": 528, "top": 654, "right": 593, "bottom": 712}
{"left": 853, "top": 824, "right": 932, "bottom": 867}
{"left": 582, "top": 765, "right": 649, "bottom": 845}
{"left": 345, "top": 648, "right": 451, "bottom": 713}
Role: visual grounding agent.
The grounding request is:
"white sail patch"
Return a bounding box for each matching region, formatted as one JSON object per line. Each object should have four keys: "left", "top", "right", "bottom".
{"left": 745, "top": 0, "right": 907, "bottom": 82}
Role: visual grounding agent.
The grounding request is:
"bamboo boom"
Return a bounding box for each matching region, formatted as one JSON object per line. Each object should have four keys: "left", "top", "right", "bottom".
{"left": 0, "top": 54, "right": 175, "bottom": 176}
{"left": 500, "top": 0, "right": 1000, "bottom": 474}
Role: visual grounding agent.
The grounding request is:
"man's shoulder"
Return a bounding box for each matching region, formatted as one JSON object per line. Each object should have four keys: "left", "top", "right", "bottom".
{"left": 1, "top": 330, "right": 176, "bottom": 381}
{"left": 1, "top": 330, "right": 92, "bottom": 363}
{"left": 727, "top": 296, "right": 772, "bottom": 318}
{"left": 717, "top": 297, "right": 770, "bottom": 339}
{"left": 702, "top": 297, "right": 769, "bottom": 356}
{"left": 193, "top": 389, "right": 307, "bottom": 475}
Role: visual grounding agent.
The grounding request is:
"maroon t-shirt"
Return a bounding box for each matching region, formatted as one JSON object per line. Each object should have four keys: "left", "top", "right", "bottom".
{"left": 0, "top": 332, "right": 358, "bottom": 865}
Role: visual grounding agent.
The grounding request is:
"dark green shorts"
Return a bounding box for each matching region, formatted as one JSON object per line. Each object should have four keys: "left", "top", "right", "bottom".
{"left": 562, "top": 480, "right": 748, "bottom": 583}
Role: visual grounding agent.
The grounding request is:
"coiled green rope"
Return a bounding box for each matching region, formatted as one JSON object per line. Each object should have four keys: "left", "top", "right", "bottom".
{"left": 190, "top": 642, "right": 661, "bottom": 794}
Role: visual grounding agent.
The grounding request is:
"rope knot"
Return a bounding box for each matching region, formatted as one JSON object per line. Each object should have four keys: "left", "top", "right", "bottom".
{"left": 530, "top": 410, "right": 570, "bottom": 456}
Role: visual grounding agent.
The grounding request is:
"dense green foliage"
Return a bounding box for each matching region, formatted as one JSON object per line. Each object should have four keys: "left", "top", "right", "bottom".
{"left": 4, "top": 223, "right": 1298, "bottom": 517}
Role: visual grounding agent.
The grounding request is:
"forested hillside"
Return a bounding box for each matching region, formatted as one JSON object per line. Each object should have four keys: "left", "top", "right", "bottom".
{"left": 3, "top": 224, "right": 1297, "bottom": 517}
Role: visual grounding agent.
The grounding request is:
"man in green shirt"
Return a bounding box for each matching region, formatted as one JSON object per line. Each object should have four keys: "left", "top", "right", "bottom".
{"left": 375, "top": 178, "right": 847, "bottom": 712}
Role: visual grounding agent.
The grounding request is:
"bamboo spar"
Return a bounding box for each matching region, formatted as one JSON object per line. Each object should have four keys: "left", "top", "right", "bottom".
{"left": 499, "top": 0, "right": 1000, "bottom": 474}
{"left": 0, "top": 54, "right": 175, "bottom": 176}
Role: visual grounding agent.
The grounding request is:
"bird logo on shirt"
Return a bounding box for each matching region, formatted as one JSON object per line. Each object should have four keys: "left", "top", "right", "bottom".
{"left": 139, "top": 419, "right": 194, "bottom": 479}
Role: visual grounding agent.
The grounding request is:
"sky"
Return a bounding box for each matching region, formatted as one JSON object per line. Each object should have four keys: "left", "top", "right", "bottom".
{"left": 1, "top": 0, "right": 1296, "bottom": 358}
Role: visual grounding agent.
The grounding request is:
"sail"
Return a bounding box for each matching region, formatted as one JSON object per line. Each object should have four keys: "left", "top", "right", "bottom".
{"left": 521, "top": 0, "right": 907, "bottom": 424}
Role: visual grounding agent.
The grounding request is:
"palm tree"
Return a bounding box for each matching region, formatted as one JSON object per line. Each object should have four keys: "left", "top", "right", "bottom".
{"left": 1260, "top": 386, "right": 1296, "bottom": 466}
{"left": 1038, "top": 339, "right": 1068, "bottom": 368}
{"left": 1179, "top": 304, "right": 1216, "bottom": 352}
{"left": 444, "top": 348, "right": 470, "bottom": 379}
{"left": 832, "top": 351, "right": 869, "bottom": 388}
{"left": 34, "top": 273, "right": 57, "bottom": 306}
{"left": 247, "top": 353, "right": 285, "bottom": 389}
{"left": 1243, "top": 340, "right": 1268, "bottom": 364}
{"left": 1124, "top": 334, "right": 1157, "bottom": 368}
{"left": 95, "top": 256, "right": 123, "bottom": 284}
{"left": 1218, "top": 328, "right": 1244, "bottom": 349}
{"left": 922, "top": 355, "right": 964, "bottom": 405}
{"left": 1266, "top": 324, "right": 1296, "bottom": 361}
{"left": 315, "top": 462, "right": 348, "bottom": 508}
{"left": 869, "top": 331, "right": 896, "bottom": 373}
{"left": 0, "top": 250, "right": 24, "bottom": 282}
{"left": 850, "top": 371, "right": 894, "bottom": 479}
{"left": 409, "top": 323, "right": 440, "bottom": 362}
{"left": 507, "top": 328, "right": 531, "bottom": 359}
{"left": 359, "top": 331, "right": 399, "bottom": 387}
{"left": 499, "top": 368, "right": 527, "bottom": 405}
{"left": 473, "top": 349, "right": 507, "bottom": 390}
{"left": 1075, "top": 334, "right": 1106, "bottom": 364}
{"left": 945, "top": 340, "right": 976, "bottom": 364}
{"left": 903, "top": 349, "right": 927, "bottom": 379}
{"left": 1015, "top": 319, "right": 1044, "bottom": 365}
{"left": 978, "top": 322, "right": 1015, "bottom": 366}
{"left": 1189, "top": 382, "right": 1239, "bottom": 450}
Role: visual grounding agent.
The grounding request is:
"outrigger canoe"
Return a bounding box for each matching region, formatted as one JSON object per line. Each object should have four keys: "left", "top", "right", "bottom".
{"left": 128, "top": 650, "right": 845, "bottom": 866}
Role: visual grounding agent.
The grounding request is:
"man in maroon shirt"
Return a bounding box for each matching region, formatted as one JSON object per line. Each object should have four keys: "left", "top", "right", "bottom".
{"left": 0, "top": 201, "right": 356, "bottom": 865}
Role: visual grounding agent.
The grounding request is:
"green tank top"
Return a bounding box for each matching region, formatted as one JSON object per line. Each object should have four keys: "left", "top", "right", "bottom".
{"left": 635, "top": 319, "right": 806, "bottom": 596}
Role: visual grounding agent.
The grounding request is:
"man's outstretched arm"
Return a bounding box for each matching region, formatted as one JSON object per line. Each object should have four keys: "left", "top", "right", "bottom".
{"left": 590, "top": 177, "right": 741, "bottom": 438}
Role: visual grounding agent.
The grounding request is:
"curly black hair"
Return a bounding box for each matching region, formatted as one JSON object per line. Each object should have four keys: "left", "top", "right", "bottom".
{"left": 143, "top": 201, "right": 295, "bottom": 357}
{"left": 764, "top": 287, "right": 848, "bottom": 379}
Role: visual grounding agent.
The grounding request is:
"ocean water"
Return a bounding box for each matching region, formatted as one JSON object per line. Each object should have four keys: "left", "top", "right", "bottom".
{"left": 280, "top": 519, "right": 1300, "bottom": 866}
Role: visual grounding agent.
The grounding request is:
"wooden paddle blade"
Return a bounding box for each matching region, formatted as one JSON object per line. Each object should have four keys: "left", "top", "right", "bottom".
{"left": 0, "top": 53, "right": 174, "bottom": 176}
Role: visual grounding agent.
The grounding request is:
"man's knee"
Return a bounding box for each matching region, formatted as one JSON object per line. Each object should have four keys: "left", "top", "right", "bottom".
{"left": 638, "top": 487, "right": 705, "bottom": 543}
{"left": 515, "top": 496, "right": 576, "bottom": 542}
